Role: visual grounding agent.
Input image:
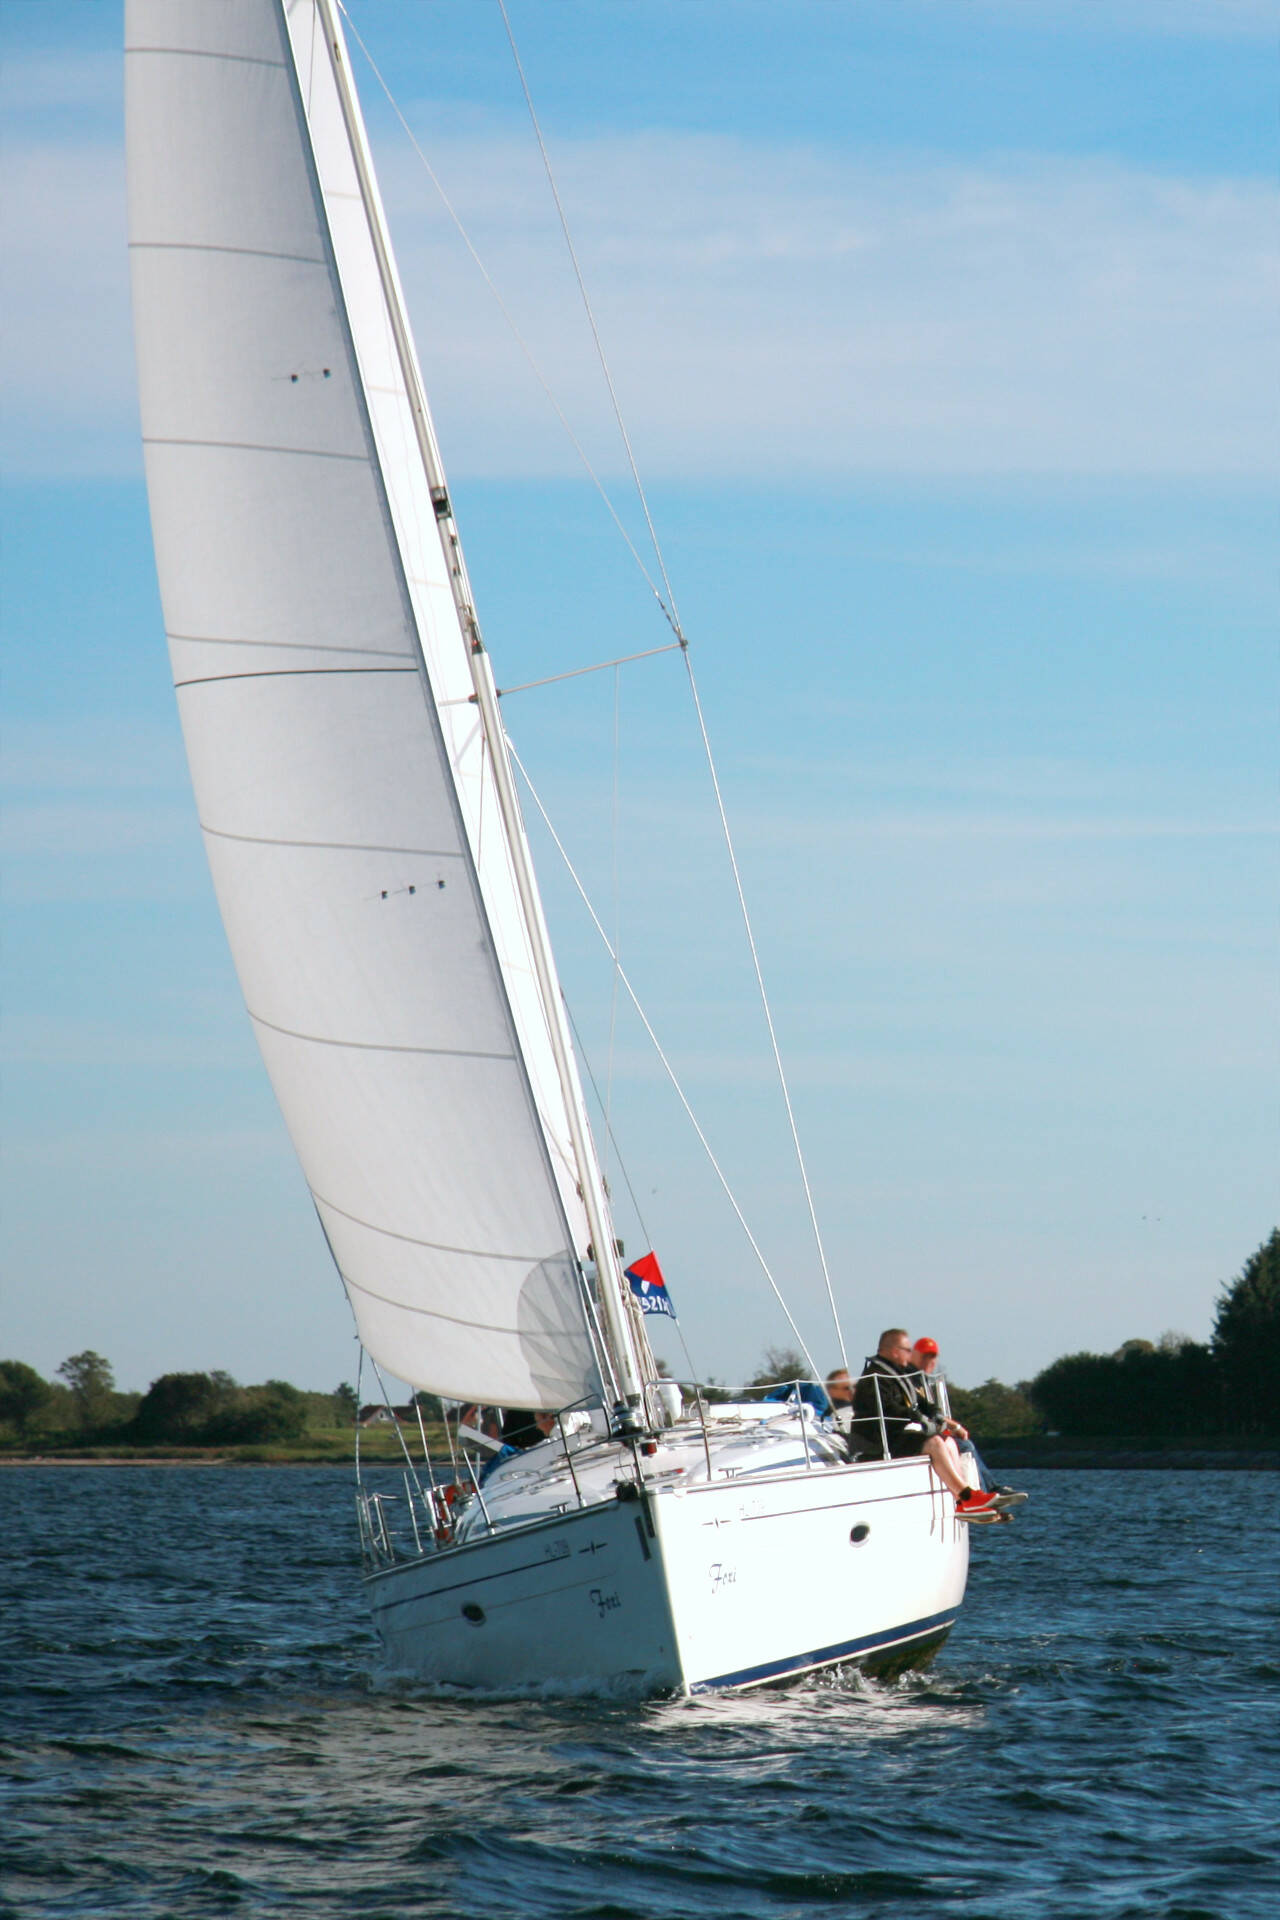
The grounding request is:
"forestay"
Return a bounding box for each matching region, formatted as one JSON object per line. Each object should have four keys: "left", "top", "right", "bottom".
{"left": 124, "top": 0, "right": 606, "bottom": 1407}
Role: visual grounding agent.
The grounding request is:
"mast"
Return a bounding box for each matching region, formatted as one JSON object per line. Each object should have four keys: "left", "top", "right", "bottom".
{"left": 309, "top": 0, "right": 645, "bottom": 1407}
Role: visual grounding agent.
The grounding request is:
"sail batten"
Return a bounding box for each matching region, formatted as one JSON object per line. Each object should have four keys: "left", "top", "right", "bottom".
{"left": 126, "top": 0, "right": 606, "bottom": 1407}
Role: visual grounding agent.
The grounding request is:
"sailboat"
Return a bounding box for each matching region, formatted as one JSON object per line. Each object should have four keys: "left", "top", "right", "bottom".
{"left": 125, "top": 0, "right": 972, "bottom": 1693}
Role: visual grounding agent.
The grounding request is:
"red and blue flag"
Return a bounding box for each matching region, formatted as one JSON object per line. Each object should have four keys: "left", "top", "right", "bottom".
{"left": 625, "top": 1251, "right": 676, "bottom": 1320}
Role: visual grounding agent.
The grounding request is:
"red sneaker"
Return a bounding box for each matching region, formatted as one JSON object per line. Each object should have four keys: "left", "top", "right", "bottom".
{"left": 955, "top": 1487, "right": 1002, "bottom": 1516}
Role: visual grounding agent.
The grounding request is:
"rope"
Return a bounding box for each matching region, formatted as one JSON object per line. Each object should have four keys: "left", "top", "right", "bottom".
{"left": 335, "top": 1, "right": 682, "bottom": 639}
{"left": 508, "top": 739, "right": 820, "bottom": 1382}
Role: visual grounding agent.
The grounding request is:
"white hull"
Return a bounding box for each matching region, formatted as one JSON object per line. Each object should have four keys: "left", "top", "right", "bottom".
{"left": 365, "top": 1421, "right": 969, "bottom": 1695}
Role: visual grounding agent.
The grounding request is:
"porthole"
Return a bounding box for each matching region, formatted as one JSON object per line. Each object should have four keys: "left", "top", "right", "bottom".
{"left": 461, "top": 1602, "right": 485, "bottom": 1624}
{"left": 849, "top": 1523, "right": 871, "bottom": 1545}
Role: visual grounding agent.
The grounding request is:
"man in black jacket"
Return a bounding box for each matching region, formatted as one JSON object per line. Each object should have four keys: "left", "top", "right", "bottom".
{"left": 851, "top": 1327, "right": 1007, "bottom": 1516}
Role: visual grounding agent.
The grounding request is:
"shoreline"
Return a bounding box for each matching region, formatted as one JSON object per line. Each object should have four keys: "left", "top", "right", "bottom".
{"left": 3, "top": 1446, "right": 1277, "bottom": 1471}
{"left": 982, "top": 1446, "right": 1278, "bottom": 1471}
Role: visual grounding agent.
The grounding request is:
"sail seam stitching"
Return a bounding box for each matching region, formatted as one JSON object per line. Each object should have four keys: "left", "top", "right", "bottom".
{"left": 168, "top": 630, "right": 411, "bottom": 660}
{"left": 144, "top": 437, "right": 368, "bottom": 462}
{"left": 124, "top": 47, "right": 286, "bottom": 71}
{"left": 175, "top": 666, "right": 417, "bottom": 688}
{"left": 129, "top": 242, "right": 325, "bottom": 265}
{"left": 318, "top": 1199, "right": 553, "bottom": 1268}
{"left": 201, "top": 824, "right": 466, "bottom": 857}
{"left": 248, "top": 1010, "right": 515, "bottom": 1062}
{"left": 345, "top": 1275, "right": 557, "bottom": 1331}
{"left": 346, "top": 1279, "right": 553, "bottom": 1325}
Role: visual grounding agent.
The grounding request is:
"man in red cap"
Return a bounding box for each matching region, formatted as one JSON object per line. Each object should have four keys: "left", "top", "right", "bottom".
{"left": 911, "top": 1335, "right": 941, "bottom": 1393}
{"left": 849, "top": 1328, "right": 1018, "bottom": 1516}
{"left": 909, "top": 1335, "right": 1023, "bottom": 1506}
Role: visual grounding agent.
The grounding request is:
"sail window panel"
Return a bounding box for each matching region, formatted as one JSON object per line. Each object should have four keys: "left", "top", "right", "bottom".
{"left": 176, "top": 671, "right": 464, "bottom": 851}
{"left": 281, "top": 0, "right": 604, "bottom": 1296}
{"left": 202, "top": 837, "right": 515, "bottom": 1061}
{"left": 127, "top": 0, "right": 286, "bottom": 66}
{"left": 363, "top": 397, "right": 464, "bottom": 654}
{"left": 127, "top": 0, "right": 604, "bottom": 1404}
{"left": 407, "top": 574, "right": 480, "bottom": 705}
{"left": 252, "top": 1028, "right": 575, "bottom": 1263}
{"left": 491, "top": 958, "right": 585, "bottom": 1199}
{"left": 323, "top": 1208, "right": 599, "bottom": 1407}
{"left": 319, "top": 194, "right": 407, "bottom": 419}
{"left": 457, "top": 776, "right": 596, "bottom": 1258}
{"left": 286, "top": 2, "right": 360, "bottom": 195}
{"left": 144, "top": 442, "right": 413, "bottom": 661}
{"left": 126, "top": 40, "right": 320, "bottom": 262}
{"left": 289, "top": 6, "right": 427, "bottom": 461}
{"left": 131, "top": 249, "right": 365, "bottom": 462}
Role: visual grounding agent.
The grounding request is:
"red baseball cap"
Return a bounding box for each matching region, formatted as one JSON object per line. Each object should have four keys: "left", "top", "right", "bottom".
{"left": 913, "top": 1336, "right": 939, "bottom": 1356}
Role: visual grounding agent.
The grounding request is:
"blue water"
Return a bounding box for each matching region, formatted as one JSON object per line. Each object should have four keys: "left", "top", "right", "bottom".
{"left": 1, "top": 1468, "right": 1277, "bottom": 1919}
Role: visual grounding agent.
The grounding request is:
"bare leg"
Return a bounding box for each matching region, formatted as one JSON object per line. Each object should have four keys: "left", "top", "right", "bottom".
{"left": 922, "top": 1433, "right": 968, "bottom": 1496}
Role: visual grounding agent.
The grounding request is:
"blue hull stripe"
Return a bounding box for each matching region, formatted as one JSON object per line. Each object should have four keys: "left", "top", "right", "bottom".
{"left": 693, "top": 1606, "right": 957, "bottom": 1692}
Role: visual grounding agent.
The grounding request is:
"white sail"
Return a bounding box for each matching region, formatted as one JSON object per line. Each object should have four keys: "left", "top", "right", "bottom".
{"left": 124, "top": 0, "right": 607, "bottom": 1408}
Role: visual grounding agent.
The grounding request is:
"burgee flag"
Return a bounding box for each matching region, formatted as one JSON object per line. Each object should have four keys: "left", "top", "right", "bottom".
{"left": 625, "top": 1251, "right": 676, "bottom": 1320}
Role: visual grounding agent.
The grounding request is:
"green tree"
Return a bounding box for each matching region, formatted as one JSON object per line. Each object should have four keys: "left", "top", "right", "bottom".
{"left": 206, "top": 1379, "right": 308, "bottom": 1443}
{"left": 57, "top": 1351, "right": 115, "bottom": 1430}
{"left": 1213, "top": 1229, "right": 1280, "bottom": 1432}
{"left": 256, "top": 1380, "right": 307, "bottom": 1439}
{"left": 333, "top": 1381, "right": 358, "bottom": 1421}
{"left": 134, "top": 1371, "right": 222, "bottom": 1441}
{"left": 0, "top": 1360, "right": 53, "bottom": 1439}
{"left": 947, "top": 1378, "right": 1041, "bottom": 1439}
{"left": 745, "top": 1346, "right": 811, "bottom": 1389}
{"left": 1029, "top": 1341, "right": 1220, "bottom": 1437}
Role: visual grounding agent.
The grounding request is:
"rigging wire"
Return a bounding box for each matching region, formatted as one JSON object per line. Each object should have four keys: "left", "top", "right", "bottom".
{"left": 340, "top": 0, "right": 845, "bottom": 1374}
{"left": 603, "top": 663, "right": 622, "bottom": 1184}
{"left": 508, "top": 739, "right": 821, "bottom": 1384}
{"left": 495, "top": 1, "right": 847, "bottom": 1373}
{"left": 335, "top": 1, "right": 681, "bottom": 640}
{"left": 563, "top": 997, "right": 708, "bottom": 1394}
{"left": 435, "top": 641, "right": 682, "bottom": 705}
{"left": 496, "top": 0, "right": 683, "bottom": 634}
{"left": 680, "top": 647, "right": 848, "bottom": 1372}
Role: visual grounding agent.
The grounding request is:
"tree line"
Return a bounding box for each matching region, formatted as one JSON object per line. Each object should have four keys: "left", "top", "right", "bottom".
{"left": 1024, "top": 1229, "right": 1278, "bottom": 1439}
{"left": 2, "top": 1230, "right": 1275, "bottom": 1448}
{"left": 0, "top": 1353, "right": 357, "bottom": 1447}
{"left": 733, "top": 1232, "right": 1277, "bottom": 1441}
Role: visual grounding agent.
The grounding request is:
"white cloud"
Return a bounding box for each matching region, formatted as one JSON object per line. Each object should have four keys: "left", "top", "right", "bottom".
{"left": 0, "top": 715, "right": 185, "bottom": 791}
{"left": 964, "top": 0, "right": 1278, "bottom": 37}
{"left": 948, "top": 0, "right": 1274, "bottom": 34}
{"left": 0, "top": 716, "right": 194, "bottom": 859}
{"left": 0, "top": 717, "right": 201, "bottom": 900}
{"left": 384, "top": 137, "right": 1279, "bottom": 480}
{"left": 0, "top": 137, "right": 137, "bottom": 477}
{"left": 0, "top": 49, "right": 121, "bottom": 117}
{"left": 1, "top": 798, "right": 192, "bottom": 859}
{"left": 2, "top": 69, "right": 1274, "bottom": 483}
{"left": 0, "top": 1013, "right": 249, "bottom": 1073}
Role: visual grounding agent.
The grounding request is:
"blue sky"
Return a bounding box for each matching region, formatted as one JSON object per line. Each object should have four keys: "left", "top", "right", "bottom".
{"left": 2, "top": 0, "right": 1276, "bottom": 1399}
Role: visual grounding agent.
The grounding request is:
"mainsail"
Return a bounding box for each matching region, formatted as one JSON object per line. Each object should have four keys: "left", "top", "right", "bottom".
{"left": 124, "top": 0, "right": 614, "bottom": 1407}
